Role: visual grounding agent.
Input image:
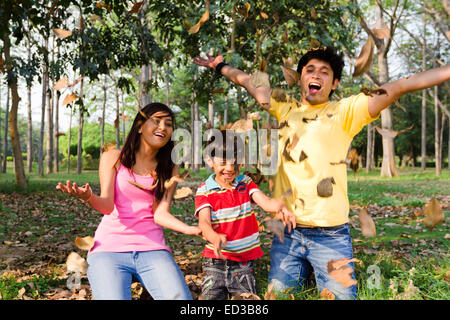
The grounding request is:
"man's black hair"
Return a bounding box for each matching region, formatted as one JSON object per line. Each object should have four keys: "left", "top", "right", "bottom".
{"left": 296, "top": 46, "right": 345, "bottom": 97}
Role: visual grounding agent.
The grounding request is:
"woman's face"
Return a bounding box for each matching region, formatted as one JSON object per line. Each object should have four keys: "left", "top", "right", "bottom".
{"left": 139, "top": 111, "right": 174, "bottom": 149}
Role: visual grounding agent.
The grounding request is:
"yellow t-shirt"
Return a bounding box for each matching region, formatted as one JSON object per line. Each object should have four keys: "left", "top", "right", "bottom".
{"left": 268, "top": 89, "right": 378, "bottom": 227}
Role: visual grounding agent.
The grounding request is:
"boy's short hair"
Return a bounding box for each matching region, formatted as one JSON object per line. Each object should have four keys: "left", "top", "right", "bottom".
{"left": 296, "top": 46, "right": 344, "bottom": 97}
{"left": 206, "top": 130, "right": 243, "bottom": 164}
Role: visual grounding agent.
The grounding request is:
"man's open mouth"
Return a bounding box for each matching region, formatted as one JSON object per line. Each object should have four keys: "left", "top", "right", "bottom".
{"left": 308, "top": 82, "right": 322, "bottom": 94}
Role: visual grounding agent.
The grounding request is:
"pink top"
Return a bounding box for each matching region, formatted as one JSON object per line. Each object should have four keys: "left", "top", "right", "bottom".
{"left": 89, "top": 164, "right": 170, "bottom": 255}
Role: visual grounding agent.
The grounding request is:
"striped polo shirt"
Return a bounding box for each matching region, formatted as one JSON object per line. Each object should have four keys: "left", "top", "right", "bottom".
{"left": 195, "top": 174, "right": 264, "bottom": 262}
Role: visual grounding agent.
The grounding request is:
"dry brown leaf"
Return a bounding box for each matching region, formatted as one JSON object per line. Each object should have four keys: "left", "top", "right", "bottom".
{"left": 74, "top": 236, "right": 94, "bottom": 251}
{"left": 286, "top": 134, "right": 299, "bottom": 152}
{"left": 280, "top": 66, "right": 300, "bottom": 86}
{"left": 235, "top": 3, "right": 251, "bottom": 19}
{"left": 89, "top": 14, "right": 105, "bottom": 25}
{"left": 264, "top": 282, "right": 277, "bottom": 300}
{"left": 164, "top": 171, "right": 190, "bottom": 189}
{"left": 375, "top": 125, "right": 413, "bottom": 139}
{"left": 96, "top": 1, "right": 111, "bottom": 12}
{"left": 128, "top": 179, "right": 159, "bottom": 191}
{"left": 53, "top": 28, "right": 72, "bottom": 39}
{"left": 358, "top": 208, "right": 376, "bottom": 237}
{"left": 310, "top": 39, "right": 321, "bottom": 49}
{"left": 231, "top": 292, "right": 261, "bottom": 300}
{"left": 53, "top": 76, "right": 68, "bottom": 91}
{"left": 128, "top": 1, "right": 144, "bottom": 14}
{"left": 371, "top": 24, "right": 390, "bottom": 39}
{"left": 259, "top": 59, "right": 267, "bottom": 72}
{"left": 68, "top": 76, "right": 83, "bottom": 87}
{"left": 188, "top": 0, "right": 210, "bottom": 34}
{"left": 211, "top": 87, "right": 224, "bottom": 94}
{"left": 66, "top": 252, "right": 88, "bottom": 273}
{"left": 319, "top": 288, "right": 335, "bottom": 300}
{"left": 260, "top": 12, "right": 268, "bottom": 19}
{"left": 249, "top": 111, "right": 261, "bottom": 121}
{"left": 264, "top": 218, "right": 285, "bottom": 243}
{"left": 231, "top": 119, "right": 253, "bottom": 132}
{"left": 317, "top": 177, "right": 335, "bottom": 198}
{"left": 327, "top": 257, "right": 359, "bottom": 287}
{"left": 423, "top": 198, "right": 444, "bottom": 230}
{"left": 310, "top": 8, "right": 318, "bottom": 19}
{"left": 353, "top": 36, "right": 374, "bottom": 77}
{"left": 174, "top": 187, "right": 193, "bottom": 199}
{"left": 62, "top": 93, "right": 79, "bottom": 106}
{"left": 250, "top": 70, "right": 270, "bottom": 88}
{"left": 282, "top": 57, "right": 295, "bottom": 68}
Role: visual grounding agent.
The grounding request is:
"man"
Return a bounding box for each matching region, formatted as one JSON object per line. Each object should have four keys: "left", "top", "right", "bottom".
{"left": 194, "top": 47, "right": 449, "bottom": 299}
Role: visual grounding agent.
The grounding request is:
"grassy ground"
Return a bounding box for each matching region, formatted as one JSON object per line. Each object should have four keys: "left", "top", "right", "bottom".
{"left": 0, "top": 165, "right": 448, "bottom": 300}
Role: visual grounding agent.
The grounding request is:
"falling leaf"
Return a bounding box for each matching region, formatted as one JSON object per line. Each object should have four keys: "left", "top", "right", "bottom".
{"left": 281, "top": 188, "right": 293, "bottom": 202}
{"left": 260, "top": 12, "right": 268, "bottom": 19}
{"left": 231, "top": 119, "right": 253, "bottom": 132}
{"left": 244, "top": 169, "right": 265, "bottom": 185}
{"left": 235, "top": 3, "right": 251, "bottom": 19}
{"left": 347, "top": 148, "right": 360, "bottom": 173}
{"left": 164, "top": 171, "right": 190, "bottom": 189}
{"left": 174, "top": 187, "right": 194, "bottom": 199}
{"left": 74, "top": 236, "right": 94, "bottom": 251}
{"left": 53, "top": 76, "right": 68, "bottom": 91}
{"left": 68, "top": 76, "right": 83, "bottom": 88}
{"left": 250, "top": 70, "right": 270, "bottom": 88}
{"left": 375, "top": 125, "right": 414, "bottom": 139}
{"left": 286, "top": 134, "right": 299, "bottom": 152}
{"left": 259, "top": 59, "right": 267, "bottom": 72}
{"left": 299, "top": 150, "right": 308, "bottom": 162}
{"left": 101, "top": 142, "right": 116, "bottom": 152}
{"left": 264, "top": 282, "right": 277, "bottom": 300}
{"left": 310, "top": 39, "right": 321, "bottom": 49}
{"left": 282, "top": 57, "right": 295, "bottom": 68}
{"left": 188, "top": 0, "right": 210, "bottom": 34}
{"left": 66, "top": 252, "right": 88, "bottom": 273}
{"left": 89, "top": 14, "right": 105, "bottom": 25}
{"left": 423, "top": 198, "right": 444, "bottom": 230}
{"left": 211, "top": 87, "right": 224, "bottom": 94}
{"left": 53, "top": 28, "right": 72, "bottom": 39}
{"left": 62, "top": 93, "right": 79, "bottom": 106}
{"left": 128, "top": 179, "right": 159, "bottom": 191}
{"left": 272, "top": 88, "right": 287, "bottom": 103}
{"left": 280, "top": 66, "right": 300, "bottom": 87}
{"left": 264, "top": 218, "right": 285, "bottom": 243}
{"left": 358, "top": 208, "right": 376, "bottom": 237}
{"left": 120, "top": 113, "right": 130, "bottom": 120}
{"left": 249, "top": 111, "right": 261, "bottom": 121}
{"left": 327, "top": 257, "right": 360, "bottom": 287}
{"left": 302, "top": 114, "right": 318, "bottom": 123}
{"left": 128, "top": 1, "right": 144, "bottom": 14}
{"left": 282, "top": 140, "right": 295, "bottom": 162}
{"left": 317, "top": 177, "right": 335, "bottom": 198}
{"left": 360, "top": 86, "right": 387, "bottom": 97}
{"left": 353, "top": 36, "right": 374, "bottom": 77}
{"left": 371, "top": 24, "right": 390, "bottom": 39}
{"left": 310, "top": 8, "right": 318, "bottom": 19}
{"left": 319, "top": 288, "right": 335, "bottom": 300}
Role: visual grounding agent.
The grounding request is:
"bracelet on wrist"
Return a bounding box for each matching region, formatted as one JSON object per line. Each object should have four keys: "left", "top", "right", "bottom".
{"left": 215, "top": 62, "right": 229, "bottom": 76}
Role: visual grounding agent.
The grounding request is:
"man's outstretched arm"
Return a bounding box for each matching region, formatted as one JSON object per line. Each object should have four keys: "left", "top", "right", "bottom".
{"left": 368, "top": 65, "right": 450, "bottom": 118}
{"left": 193, "top": 51, "right": 272, "bottom": 110}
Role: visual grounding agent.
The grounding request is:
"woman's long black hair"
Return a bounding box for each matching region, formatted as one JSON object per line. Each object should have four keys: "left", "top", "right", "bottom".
{"left": 118, "top": 102, "right": 175, "bottom": 201}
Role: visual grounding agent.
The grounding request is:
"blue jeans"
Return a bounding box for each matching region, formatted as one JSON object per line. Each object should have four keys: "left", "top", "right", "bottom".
{"left": 268, "top": 224, "right": 357, "bottom": 300}
{"left": 87, "top": 250, "right": 192, "bottom": 300}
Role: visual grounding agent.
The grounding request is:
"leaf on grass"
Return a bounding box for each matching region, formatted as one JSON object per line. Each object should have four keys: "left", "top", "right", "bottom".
{"left": 264, "top": 282, "right": 277, "bottom": 300}
{"left": 327, "top": 257, "right": 360, "bottom": 287}
{"left": 317, "top": 177, "right": 335, "bottom": 198}
{"left": 264, "top": 218, "right": 285, "bottom": 243}
{"left": 188, "top": 0, "right": 210, "bottom": 34}
{"left": 74, "top": 236, "right": 94, "bottom": 251}
{"left": 353, "top": 36, "right": 374, "bottom": 77}
{"left": 164, "top": 171, "right": 190, "bottom": 189}
{"left": 53, "top": 76, "right": 68, "bottom": 91}
{"left": 128, "top": 1, "right": 144, "bottom": 14}
{"left": 66, "top": 252, "right": 88, "bottom": 273}
{"left": 62, "top": 93, "right": 79, "bottom": 106}
{"left": 280, "top": 66, "right": 300, "bottom": 86}
{"left": 250, "top": 70, "right": 270, "bottom": 88}
{"left": 319, "top": 288, "right": 335, "bottom": 300}
{"left": 174, "top": 187, "right": 193, "bottom": 199}
{"left": 53, "top": 28, "right": 72, "bottom": 39}
{"left": 423, "top": 198, "right": 444, "bottom": 230}
{"left": 358, "top": 208, "right": 376, "bottom": 237}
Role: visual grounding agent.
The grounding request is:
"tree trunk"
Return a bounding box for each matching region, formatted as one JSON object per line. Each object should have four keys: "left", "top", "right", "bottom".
{"left": 0, "top": 86, "right": 3, "bottom": 170}
{"left": 114, "top": 81, "right": 120, "bottom": 148}
{"left": 2, "top": 86, "right": 9, "bottom": 173}
{"left": 76, "top": 78, "right": 84, "bottom": 174}
{"left": 434, "top": 85, "right": 441, "bottom": 176}
{"left": 67, "top": 106, "right": 72, "bottom": 173}
{"left": 46, "top": 75, "right": 53, "bottom": 174}
{"left": 54, "top": 90, "right": 60, "bottom": 172}
{"left": 421, "top": 15, "right": 427, "bottom": 170}
{"left": 39, "top": 36, "right": 48, "bottom": 176}
{"left": 366, "top": 123, "right": 373, "bottom": 172}
{"left": 2, "top": 35, "right": 27, "bottom": 187}
{"left": 100, "top": 75, "right": 106, "bottom": 155}
{"left": 26, "top": 27, "right": 33, "bottom": 173}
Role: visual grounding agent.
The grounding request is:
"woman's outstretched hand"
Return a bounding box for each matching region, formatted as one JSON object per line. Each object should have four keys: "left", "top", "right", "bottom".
{"left": 56, "top": 180, "right": 92, "bottom": 202}
{"left": 193, "top": 50, "right": 223, "bottom": 69}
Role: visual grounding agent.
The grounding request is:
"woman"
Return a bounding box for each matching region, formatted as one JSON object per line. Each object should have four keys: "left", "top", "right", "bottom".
{"left": 56, "top": 102, "right": 200, "bottom": 300}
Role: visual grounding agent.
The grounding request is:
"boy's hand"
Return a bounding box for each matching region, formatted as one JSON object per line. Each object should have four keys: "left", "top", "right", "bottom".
{"left": 211, "top": 233, "right": 227, "bottom": 259}
{"left": 274, "top": 203, "right": 297, "bottom": 233}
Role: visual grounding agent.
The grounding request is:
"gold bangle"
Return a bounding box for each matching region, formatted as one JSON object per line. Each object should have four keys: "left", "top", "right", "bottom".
{"left": 82, "top": 188, "right": 93, "bottom": 203}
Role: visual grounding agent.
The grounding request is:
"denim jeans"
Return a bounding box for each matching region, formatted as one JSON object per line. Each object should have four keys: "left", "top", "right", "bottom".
{"left": 268, "top": 223, "right": 357, "bottom": 300}
{"left": 87, "top": 250, "right": 192, "bottom": 300}
{"left": 201, "top": 258, "right": 257, "bottom": 300}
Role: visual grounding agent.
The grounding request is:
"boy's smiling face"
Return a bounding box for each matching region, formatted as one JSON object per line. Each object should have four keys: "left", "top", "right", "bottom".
{"left": 206, "top": 156, "right": 241, "bottom": 188}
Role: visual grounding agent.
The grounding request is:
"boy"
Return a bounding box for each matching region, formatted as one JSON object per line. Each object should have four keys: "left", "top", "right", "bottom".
{"left": 195, "top": 130, "right": 296, "bottom": 300}
{"left": 194, "top": 47, "right": 450, "bottom": 299}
